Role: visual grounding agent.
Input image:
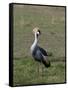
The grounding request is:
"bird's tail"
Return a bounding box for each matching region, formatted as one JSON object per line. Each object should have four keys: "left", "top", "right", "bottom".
{"left": 42, "top": 59, "right": 51, "bottom": 67}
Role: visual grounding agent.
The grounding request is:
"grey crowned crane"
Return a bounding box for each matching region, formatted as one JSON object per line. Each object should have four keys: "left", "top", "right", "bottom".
{"left": 30, "top": 27, "right": 50, "bottom": 73}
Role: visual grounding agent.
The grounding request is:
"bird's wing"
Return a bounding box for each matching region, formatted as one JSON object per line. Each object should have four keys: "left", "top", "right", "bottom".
{"left": 32, "top": 46, "right": 50, "bottom": 67}
{"left": 38, "top": 46, "right": 48, "bottom": 56}
{"left": 37, "top": 48, "right": 50, "bottom": 67}
{"left": 33, "top": 49, "right": 43, "bottom": 61}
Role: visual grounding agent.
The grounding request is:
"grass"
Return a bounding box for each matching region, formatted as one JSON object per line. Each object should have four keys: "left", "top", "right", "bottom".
{"left": 12, "top": 4, "right": 66, "bottom": 86}
{"left": 13, "top": 57, "right": 65, "bottom": 86}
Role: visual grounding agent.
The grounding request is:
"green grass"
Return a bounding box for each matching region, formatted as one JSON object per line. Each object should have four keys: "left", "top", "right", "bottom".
{"left": 13, "top": 57, "right": 65, "bottom": 86}
{"left": 13, "top": 4, "right": 66, "bottom": 86}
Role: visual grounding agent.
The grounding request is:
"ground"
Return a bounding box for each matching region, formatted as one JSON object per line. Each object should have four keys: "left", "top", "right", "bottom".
{"left": 12, "top": 4, "right": 66, "bottom": 86}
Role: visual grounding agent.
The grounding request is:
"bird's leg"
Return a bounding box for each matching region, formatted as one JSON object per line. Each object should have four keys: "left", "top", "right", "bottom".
{"left": 38, "top": 63, "right": 40, "bottom": 76}
{"left": 40, "top": 61, "right": 43, "bottom": 79}
{"left": 38, "top": 62, "right": 39, "bottom": 76}
{"left": 36, "top": 61, "right": 39, "bottom": 78}
{"left": 42, "top": 63, "right": 44, "bottom": 77}
{"left": 41, "top": 61, "right": 45, "bottom": 79}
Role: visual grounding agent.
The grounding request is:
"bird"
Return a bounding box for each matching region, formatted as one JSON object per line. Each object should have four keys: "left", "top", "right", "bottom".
{"left": 30, "top": 27, "right": 50, "bottom": 74}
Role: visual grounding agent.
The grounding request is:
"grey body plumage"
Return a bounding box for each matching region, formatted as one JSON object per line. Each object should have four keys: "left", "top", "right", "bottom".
{"left": 31, "top": 27, "right": 50, "bottom": 67}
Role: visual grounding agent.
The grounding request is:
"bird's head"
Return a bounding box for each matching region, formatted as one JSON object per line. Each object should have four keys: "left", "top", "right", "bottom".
{"left": 33, "top": 27, "right": 41, "bottom": 37}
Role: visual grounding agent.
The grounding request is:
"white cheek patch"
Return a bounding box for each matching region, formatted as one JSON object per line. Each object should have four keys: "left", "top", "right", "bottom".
{"left": 37, "top": 32, "right": 39, "bottom": 35}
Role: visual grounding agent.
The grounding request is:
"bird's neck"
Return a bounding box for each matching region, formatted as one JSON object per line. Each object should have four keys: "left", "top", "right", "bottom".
{"left": 31, "top": 33, "right": 38, "bottom": 53}
{"left": 34, "top": 33, "right": 38, "bottom": 45}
